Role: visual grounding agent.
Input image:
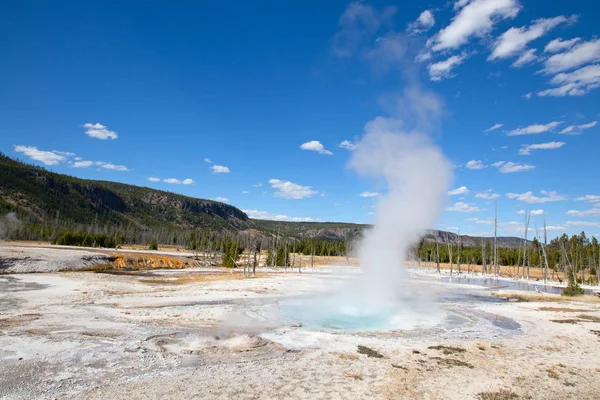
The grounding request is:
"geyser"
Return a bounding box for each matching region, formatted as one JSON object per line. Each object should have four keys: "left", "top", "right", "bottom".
{"left": 280, "top": 110, "right": 453, "bottom": 331}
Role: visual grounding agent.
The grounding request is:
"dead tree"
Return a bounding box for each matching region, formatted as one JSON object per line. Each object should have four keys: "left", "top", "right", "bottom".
{"left": 436, "top": 240, "right": 441, "bottom": 274}
{"left": 521, "top": 211, "right": 531, "bottom": 281}
{"left": 481, "top": 238, "right": 487, "bottom": 275}
{"left": 252, "top": 241, "right": 261, "bottom": 277}
{"left": 494, "top": 202, "right": 498, "bottom": 277}
{"left": 446, "top": 231, "right": 453, "bottom": 278}
{"left": 456, "top": 228, "right": 461, "bottom": 275}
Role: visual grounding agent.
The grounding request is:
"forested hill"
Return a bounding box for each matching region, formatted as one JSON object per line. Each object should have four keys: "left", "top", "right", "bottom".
{"left": 0, "top": 153, "right": 250, "bottom": 233}
{"left": 1, "top": 153, "right": 526, "bottom": 247}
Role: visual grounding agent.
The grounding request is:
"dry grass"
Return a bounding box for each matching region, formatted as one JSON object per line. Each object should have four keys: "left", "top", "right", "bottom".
{"left": 427, "top": 345, "right": 466, "bottom": 355}
{"left": 477, "top": 389, "right": 519, "bottom": 400}
{"left": 357, "top": 345, "right": 384, "bottom": 358}
{"left": 537, "top": 307, "right": 591, "bottom": 312}
{"left": 139, "top": 272, "right": 265, "bottom": 286}
{"left": 577, "top": 314, "right": 600, "bottom": 322}
{"left": 430, "top": 356, "right": 474, "bottom": 369}
{"left": 492, "top": 292, "right": 600, "bottom": 303}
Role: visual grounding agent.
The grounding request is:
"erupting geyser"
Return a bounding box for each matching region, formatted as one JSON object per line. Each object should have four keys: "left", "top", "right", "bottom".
{"left": 281, "top": 106, "right": 453, "bottom": 331}
{"left": 347, "top": 115, "right": 453, "bottom": 315}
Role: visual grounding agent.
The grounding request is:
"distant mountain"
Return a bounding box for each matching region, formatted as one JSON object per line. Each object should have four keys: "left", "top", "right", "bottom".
{"left": 0, "top": 153, "right": 527, "bottom": 248}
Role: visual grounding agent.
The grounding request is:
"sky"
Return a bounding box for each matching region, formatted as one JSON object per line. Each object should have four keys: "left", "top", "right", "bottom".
{"left": 1, "top": 0, "right": 599, "bottom": 239}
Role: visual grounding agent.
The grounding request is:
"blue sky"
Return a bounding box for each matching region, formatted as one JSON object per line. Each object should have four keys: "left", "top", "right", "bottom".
{"left": 1, "top": 0, "right": 599, "bottom": 238}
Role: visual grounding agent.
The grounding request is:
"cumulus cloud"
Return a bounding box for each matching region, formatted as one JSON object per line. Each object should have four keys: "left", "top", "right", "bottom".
{"left": 564, "top": 221, "right": 600, "bottom": 228}
{"left": 14, "top": 145, "right": 67, "bottom": 165}
{"left": 484, "top": 123, "right": 503, "bottom": 133}
{"left": 213, "top": 197, "right": 229, "bottom": 203}
{"left": 538, "top": 64, "right": 600, "bottom": 97}
{"left": 489, "top": 16, "right": 575, "bottom": 60}
{"left": 466, "top": 217, "right": 494, "bottom": 224}
{"left": 409, "top": 10, "right": 435, "bottom": 34}
{"left": 506, "top": 121, "right": 563, "bottom": 136}
{"left": 243, "top": 209, "right": 321, "bottom": 222}
{"left": 448, "top": 186, "right": 469, "bottom": 195}
{"left": 566, "top": 208, "right": 600, "bottom": 217}
{"left": 147, "top": 177, "right": 160, "bottom": 182}
{"left": 506, "top": 190, "right": 566, "bottom": 203}
{"left": 268, "top": 179, "right": 318, "bottom": 200}
{"left": 69, "top": 160, "right": 128, "bottom": 171}
{"left": 446, "top": 202, "right": 480, "bottom": 213}
{"left": 203, "top": 158, "right": 213, "bottom": 163}
{"left": 163, "top": 178, "right": 194, "bottom": 185}
{"left": 493, "top": 161, "right": 535, "bottom": 173}
{"left": 542, "top": 38, "right": 600, "bottom": 74}
{"left": 429, "top": 0, "right": 520, "bottom": 52}
{"left": 530, "top": 209, "right": 545, "bottom": 216}
{"left": 518, "top": 141, "right": 565, "bottom": 155}
{"left": 465, "top": 160, "right": 487, "bottom": 170}
{"left": 300, "top": 140, "right": 333, "bottom": 155}
{"left": 82, "top": 123, "right": 118, "bottom": 140}
{"left": 576, "top": 194, "right": 600, "bottom": 203}
{"left": 559, "top": 121, "right": 598, "bottom": 135}
{"left": 511, "top": 49, "right": 538, "bottom": 68}
{"left": 475, "top": 190, "right": 500, "bottom": 200}
{"left": 428, "top": 55, "right": 466, "bottom": 81}
{"left": 544, "top": 37, "right": 581, "bottom": 53}
{"left": 211, "top": 165, "right": 230, "bottom": 173}
{"left": 339, "top": 140, "right": 357, "bottom": 151}
{"left": 359, "top": 191, "right": 379, "bottom": 198}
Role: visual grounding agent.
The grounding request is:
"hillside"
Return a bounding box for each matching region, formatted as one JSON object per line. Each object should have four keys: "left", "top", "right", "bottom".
{"left": 0, "top": 153, "right": 249, "bottom": 232}
{"left": 1, "top": 154, "right": 527, "bottom": 247}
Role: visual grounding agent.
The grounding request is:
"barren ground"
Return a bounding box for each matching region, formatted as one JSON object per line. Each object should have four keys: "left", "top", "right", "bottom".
{"left": 1, "top": 245, "right": 600, "bottom": 399}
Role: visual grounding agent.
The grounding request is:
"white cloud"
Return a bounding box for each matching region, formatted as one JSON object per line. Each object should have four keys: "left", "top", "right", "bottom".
{"left": 539, "top": 64, "right": 600, "bottom": 97}
{"left": 576, "top": 195, "right": 600, "bottom": 203}
{"left": 543, "top": 38, "right": 600, "bottom": 74}
{"left": 269, "top": 179, "right": 318, "bottom": 200}
{"left": 511, "top": 49, "right": 538, "bottom": 68}
{"left": 492, "top": 161, "right": 535, "bottom": 173}
{"left": 446, "top": 202, "right": 480, "bottom": 213}
{"left": 465, "top": 160, "right": 487, "bottom": 170}
{"left": 360, "top": 191, "right": 380, "bottom": 198}
{"left": 530, "top": 209, "right": 545, "bottom": 216}
{"left": 466, "top": 217, "right": 494, "bottom": 224}
{"left": 163, "top": 178, "right": 194, "bottom": 185}
{"left": 523, "top": 92, "right": 533, "bottom": 99}
{"left": 71, "top": 160, "right": 94, "bottom": 168}
{"left": 428, "top": 55, "right": 466, "bottom": 81}
{"left": 96, "top": 162, "right": 128, "bottom": 171}
{"left": 213, "top": 197, "right": 229, "bottom": 203}
{"left": 241, "top": 190, "right": 250, "bottom": 194}
{"left": 544, "top": 37, "right": 581, "bottom": 53}
{"left": 211, "top": 165, "right": 230, "bottom": 173}
{"left": 430, "top": 0, "right": 520, "bottom": 52}
{"left": 518, "top": 141, "right": 565, "bottom": 155}
{"left": 82, "top": 123, "right": 118, "bottom": 140}
{"left": 506, "top": 190, "right": 566, "bottom": 203}
{"left": 339, "top": 140, "right": 357, "bottom": 151}
{"left": 565, "top": 221, "right": 600, "bottom": 228}
{"left": 475, "top": 191, "right": 500, "bottom": 200}
{"left": 489, "top": 16, "right": 574, "bottom": 60}
{"left": 147, "top": 177, "right": 160, "bottom": 182}
{"left": 300, "top": 140, "right": 333, "bottom": 155}
{"left": 253, "top": 182, "right": 263, "bottom": 187}
{"left": 409, "top": 10, "right": 435, "bottom": 33}
{"left": 243, "top": 209, "right": 321, "bottom": 222}
{"left": 14, "top": 145, "right": 65, "bottom": 166}
{"left": 566, "top": 208, "right": 600, "bottom": 217}
{"left": 203, "top": 158, "right": 213, "bottom": 164}
{"left": 506, "top": 121, "right": 563, "bottom": 136}
{"left": 484, "top": 123, "right": 503, "bottom": 133}
{"left": 559, "top": 121, "right": 598, "bottom": 135}
{"left": 448, "top": 186, "right": 469, "bottom": 195}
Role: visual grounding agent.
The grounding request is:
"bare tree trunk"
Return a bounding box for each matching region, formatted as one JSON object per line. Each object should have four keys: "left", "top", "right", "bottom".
{"left": 436, "top": 241, "right": 440, "bottom": 274}
{"left": 481, "top": 238, "right": 487, "bottom": 275}
{"left": 494, "top": 202, "right": 498, "bottom": 277}
{"left": 446, "top": 232, "right": 453, "bottom": 278}
{"left": 457, "top": 229, "right": 461, "bottom": 275}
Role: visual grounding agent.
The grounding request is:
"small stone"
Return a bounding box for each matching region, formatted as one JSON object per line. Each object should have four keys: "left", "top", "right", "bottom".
{"left": 291, "top": 322, "right": 302, "bottom": 328}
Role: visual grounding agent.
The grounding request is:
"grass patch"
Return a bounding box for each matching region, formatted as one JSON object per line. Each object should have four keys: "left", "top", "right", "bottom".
{"left": 428, "top": 345, "right": 466, "bottom": 355}
{"left": 431, "top": 356, "right": 474, "bottom": 369}
{"left": 492, "top": 292, "right": 600, "bottom": 303}
{"left": 538, "top": 307, "right": 590, "bottom": 312}
{"left": 477, "top": 390, "right": 519, "bottom": 400}
{"left": 550, "top": 319, "right": 580, "bottom": 324}
{"left": 576, "top": 314, "right": 600, "bottom": 322}
{"left": 357, "top": 345, "right": 384, "bottom": 358}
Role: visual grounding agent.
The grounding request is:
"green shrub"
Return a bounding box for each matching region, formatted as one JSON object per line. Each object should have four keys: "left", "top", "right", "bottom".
{"left": 148, "top": 238, "right": 158, "bottom": 250}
